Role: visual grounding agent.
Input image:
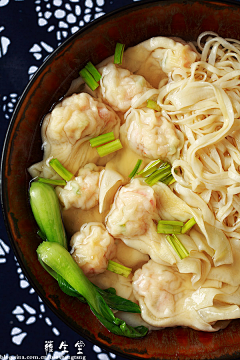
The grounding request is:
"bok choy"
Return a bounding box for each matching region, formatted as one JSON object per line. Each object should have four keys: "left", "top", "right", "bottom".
{"left": 29, "top": 182, "right": 67, "bottom": 249}
{"left": 29, "top": 181, "right": 148, "bottom": 338}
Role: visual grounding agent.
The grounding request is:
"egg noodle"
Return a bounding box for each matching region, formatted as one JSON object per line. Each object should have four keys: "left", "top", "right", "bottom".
{"left": 165, "top": 32, "right": 240, "bottom": 236}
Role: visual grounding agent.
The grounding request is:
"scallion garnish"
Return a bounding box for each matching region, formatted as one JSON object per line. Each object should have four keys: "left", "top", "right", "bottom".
{"left": 157, "top": 218, "right": 196, "bottom": 235}
{"left": 97, "top": 139, "right": 123, "bottom": 157}
{"left": 79, "top": 68, "right": 100, "bottom": 91}
{"left": 147, "top": 99, "right": 161, "bottom": 112}
{"left": 49, "top": 158, "right": 74, "bottom": 181}
{"left": 114, "top": 43, "right": 125, "bottom": 65}
{"left": 107, "top": 260, "right": 132, "bottom": 278}
{"left": 158, "top": 220, "right": 184, "bottom": 226}
{"left": 137, "top": 159, "right": 162, "bottom": 177}
{"left": 167, "top": 176, "right": 176, "bottom": 185}
{"left": 182, "top": 217, "right": 196, "bottom": 234}
{"left": 157, "top": 221, "right": 183, "bottom": 234}
{"left": 128, "top": 159, "right": 143, "bottom": 179}
{"left": 161, "top": 174, "right": 175, "bottom": 185}
{"left": 37, "top": 177, "right": 67, "bottom": 186}
{"left": 90, "top": 131, "right": 115, "bottom": 148}
{"left": 129, "top": 158, "right": 174, "bottom": 187}
{"left": 145, "top": 163, "right": 171, "bottom": 186}
{"left": 166, "top": 234, "right": 189, "bottom": 260}
{"left": 85, "top": 61, "right": 102, "bottom": 82}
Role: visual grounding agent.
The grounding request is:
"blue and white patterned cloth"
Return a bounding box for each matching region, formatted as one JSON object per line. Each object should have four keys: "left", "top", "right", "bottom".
{"left": 0, "top": 1, "right": 141, "bottom": 358}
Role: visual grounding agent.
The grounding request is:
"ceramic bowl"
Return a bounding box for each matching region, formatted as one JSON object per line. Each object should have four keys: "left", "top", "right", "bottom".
{"left": 2, "top": 0, "right": 240, "bottom": 358}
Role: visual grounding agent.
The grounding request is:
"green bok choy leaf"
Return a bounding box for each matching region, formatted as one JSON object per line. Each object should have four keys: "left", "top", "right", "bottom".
{"left": 37, "top": 242, "right": 148, "bottom": 338}
{"left": 39, "top": 255, "right": 141, "bottom": 313}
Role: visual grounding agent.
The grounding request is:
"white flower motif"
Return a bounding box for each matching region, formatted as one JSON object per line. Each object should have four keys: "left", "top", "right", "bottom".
{"left": 0, "top": 239, "right": 10, "bottom": 263}
{"left": 12, "top": 303, "right": 36, "bottom": 325}
{"left": 29, "top": 41, "right": 54, "bottom": 61}
{"left": 28, "top": 65, "right": 39, "bottom": 79}
{"left": 0, "top": 26, "right": 10, "bottom": 57}
{"left": 28, "top": 41, "right": 54, "bottom": 78}
{"left": 34, "top": 0, "right": 105, "bottom": 45}
{"left": 12, "top": 306, "right": 24, "bottom": 322}
{"left": 14, "top": 257, "right": 33, "bottom": 291}
{"left": 38, "top": 296, "right": 60, "bottom": 336}
{"left": 11, "top": 297, "right": 61, "bottom": 346}
{"left": 2, "top": 93, "right": 18, "bottom": 120}
{"left": 0, "top": 0, "right": 9, "bottom": 7}
{"left": 27, "top": 0, "right": 106, "bottom": 79}
{"left": 93, "top": 345, "right": 117, "bottom": 359}
{"left": 11, "top": 327, "right": 27, "bottom": 345}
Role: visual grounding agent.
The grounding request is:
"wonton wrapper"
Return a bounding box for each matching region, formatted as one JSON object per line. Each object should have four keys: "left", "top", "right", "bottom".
{"left": 133, "top": 260, "right": 240, "bottom": 332}
{"left": 28, "top": 92, "right": 121, "bottom": 177}
{"left": 99, "top": 167, "right": 125, "bottom": 214}
{"left": 122, "top": 36, "right": 198, "bottom": 88}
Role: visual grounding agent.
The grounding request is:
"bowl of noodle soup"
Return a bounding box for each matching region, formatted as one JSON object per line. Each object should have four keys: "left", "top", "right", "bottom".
{"left": 3, "top": 0, "right": 240, "bottom": 358}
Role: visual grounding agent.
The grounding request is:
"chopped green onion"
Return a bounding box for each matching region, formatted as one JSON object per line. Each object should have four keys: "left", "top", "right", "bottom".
{"left": 145, "top": 164, "right": 171, "bottom": 186}
{"left": 49, "top": 158, "right": 74, "bottom": 181}
{"left": 97, "top": 139, "right": 123, "bottom": 157}
{"left": 37, "top": 177, "right": 67, "bottom": 186}
{"left": 166, "top": 234, "right": 189, "bottom": 260}
{"left": 128, "top": 159, "right": 143, "bottom": 179}
{"left": 182, "top": 217, "right": 196, "bottom": 234}
{"left": 85, "top": 61, "right": 102, "bottom": 82}
{"left": 114, "top": 43, "right": 125, "bottom": 65}
{"left": 107, "top": 260, "right": 132, "bottom": 278}
{"left": 172, "top": 234, "right": 189, "bottom": 259}
{"left": 157, "top": 223, "right": 182, "bottom": 234}
{"left": 168, "top": 176, "right": 176, "bottom": 185}
{"left": 161, "top": 174, "right": 175, "bottom": 185}
{"left": 157, "top": 219, "right": 183, "bottom": 235}
{"left": 166, "top": 235, "right": 182, "bottom": 258}
{"left": 79, "top": 68, "right": 99, "bottom": 91}
{"left": 90, "top": 131, "right": 115, "bottom": 148}
{"left": 137, "top": 159, "right": 162, "bottom": 177}
{"left": 134, "top": 158, "right": 175, "bottom": 187}
{"left": 158, "top": 173, "right": 173, "bottom": 183}
{"left": 147, "top": 99, "right": 161, "bottom": 112}
{"left": 158, "top": 220, "right": 184, "bottom": 226}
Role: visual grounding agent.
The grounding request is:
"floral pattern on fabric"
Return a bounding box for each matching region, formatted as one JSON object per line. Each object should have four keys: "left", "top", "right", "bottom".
{"left": 0, "top": 0, "right": 139, "bottom": 357}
